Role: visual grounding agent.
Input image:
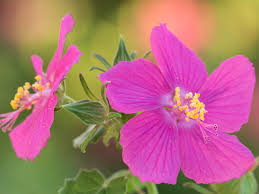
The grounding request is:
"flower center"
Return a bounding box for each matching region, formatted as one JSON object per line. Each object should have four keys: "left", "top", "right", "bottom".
{"left": 172, "top": 87, "right": 207, "bottom": 122}
{"left": 10, "top": 75, "right": 51, "bottom": 110}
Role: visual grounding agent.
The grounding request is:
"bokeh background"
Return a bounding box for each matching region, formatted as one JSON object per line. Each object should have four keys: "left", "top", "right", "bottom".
{"left": 0, "top": 0, "right": 258, "bottom": 193}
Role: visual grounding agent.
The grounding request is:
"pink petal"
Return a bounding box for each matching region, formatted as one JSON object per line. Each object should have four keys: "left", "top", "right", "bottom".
{"left": 99, "top": 59, "right": 171, "bottom": 114}
{"left": 150, "top": 24, "right": 208, "bottom": 91}
{"left": 9, "top": 94, "right": 57, "bottom": 160}
{"left": 51, "top": 45, "right": 82, "bottom": 91}
{"left": 46, "top": 14, "right": 75, "bottom": 83}
{"left": 31, "top": 55, "right": 44, "bottom": 77}
{"left": 179, "top": 124, "right": 254, "bottom": 184}
{"left": 120, "top": 110, "right": 180, "bottom": 184}
{"left": 199, "top": 56, "right": 255, "bottom": 133}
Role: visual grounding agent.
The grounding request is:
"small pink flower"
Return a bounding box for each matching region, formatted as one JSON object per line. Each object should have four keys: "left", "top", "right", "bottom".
{"left": 99, "top": 24, "right": 255, "bottom": 184}
{"left": 0, "top": 14, "right": 82, "bottom": 160}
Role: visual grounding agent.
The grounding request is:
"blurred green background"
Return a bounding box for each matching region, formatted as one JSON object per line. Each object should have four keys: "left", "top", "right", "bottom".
{"left": 0, "top": 0, "right": 258, "bottom": 193}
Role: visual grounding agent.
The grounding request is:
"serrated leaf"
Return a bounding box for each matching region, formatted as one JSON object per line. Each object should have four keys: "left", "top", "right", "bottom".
{"left": 130, "top": 51, "right": 136, "bottom": 60}
{"left": 92, "top": 54, "right": 112, "bottom": 69}
{"left": 58, "top": 169, "right": 105, "bottom": 194}
{"left": 79, "top": 73, "right": 98, "bottom": 101}
{"left": 113, "top": 35, "right": 131, "bottom": 65}
{"left": 106, "top": 176, "right": 127, "bottom": 194}
{"left": 64, "top": 100, "right": 107, "bottom": 125}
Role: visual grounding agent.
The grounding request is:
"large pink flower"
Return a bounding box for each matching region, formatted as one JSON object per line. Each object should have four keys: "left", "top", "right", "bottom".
{"left": 0, "top": 14, "right": 82, "bottom": 160}
{"left": 99, "top": 24, "right": 255, "bottom": 184}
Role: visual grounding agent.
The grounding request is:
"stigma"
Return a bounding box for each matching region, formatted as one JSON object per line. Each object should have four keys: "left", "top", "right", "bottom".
{"left": 10, "top": 75, "right": 51, "bottom": 110}
{"left": 172, "top": 87, "right": 207, "bottom": 122}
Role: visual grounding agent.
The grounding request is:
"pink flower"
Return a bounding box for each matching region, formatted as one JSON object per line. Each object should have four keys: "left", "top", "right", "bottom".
{"left": 99, "top": 24, "right": 255, "bottom": 184}
{"left": 0, "top": 14, "right": 82, "bottom": 160}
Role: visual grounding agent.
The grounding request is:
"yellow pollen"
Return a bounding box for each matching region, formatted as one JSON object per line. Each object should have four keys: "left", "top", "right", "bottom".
{"left": 47, "top": 82, "right": 51, "bottom": 87}
{"left": 17, "top": 87, "right": 24, "bottom": 94}
{"left": 10, "top": 75, "right": 46, "bottom": 110}
{"left": 173, "top": 87, "right": 207, "bottom": 122}
{"left": 35, "top": 75, "right": 42, "bottom": 81}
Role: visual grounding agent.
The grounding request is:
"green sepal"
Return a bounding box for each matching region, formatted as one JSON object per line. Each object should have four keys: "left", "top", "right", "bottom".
{"left": 130, "top": 51, "right": 136, "bottom": 60}
{"left": 73, "top": 125, "right": 105, "bottom": 153}
{"left": 113, "top": 35, "right": 131, "bottom": 66}
{"left": 63, "top": 100, "right": 107, "bottom": 125}
{"left": 79, "top": 73, "right": 98, "bottom": 101}
{"left": 143, "top": 50, "right": 152, "bottom": 59}
{"left": 103, "top": 118, "right": 122, "bottom": 147}
{"left": 90, "top": 66, "right": 106, "bottom": 72}
{"left": 92, "top": 54, "right": 112, "bottom": 69}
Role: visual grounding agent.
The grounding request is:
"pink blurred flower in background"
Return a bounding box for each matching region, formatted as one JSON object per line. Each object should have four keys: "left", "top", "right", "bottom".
{"left": 0, "top": 14, "right": 82, "bottom": 160}
{"left": 133, "top": 0, "right": 215, "bottom": 51}
{"left": 99, "top": 24, "right": 255, "bottom": 184}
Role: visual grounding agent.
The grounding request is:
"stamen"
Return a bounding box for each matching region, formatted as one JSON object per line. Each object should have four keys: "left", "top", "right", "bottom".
{"left": 9, "top": 74, "right": 50, "bottom": 110}
{"left": 172, "top": 87, "right": 208, "bottom": 122}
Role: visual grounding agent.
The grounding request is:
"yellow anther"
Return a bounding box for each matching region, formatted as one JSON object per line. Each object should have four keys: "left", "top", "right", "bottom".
{"left": 38, "top": 86, "right": 45, "bottom": 91}
{"left": 15, "top": 93, "right": 22, "bottom": 99}
{"left": 173, "top": 86, "right": 207, "bottom": 122}
{"left": 35, "top": 75, "right": 42, "bottom": 81}
{"left": 32, "top": 101, "right": 37, "bottom": 105}
{"left": 10, "top": 100, "right": 17, "bottom": 110}
{"left": 179, "top": 106, "right": 183, "bottom": 111}
{"left": 24, "top": 82, "right": 31, "bottom": 90}
{"left": 47, "top": 82, "right": 51, "bottom": 87}
{"left": 194, "top": 93, "right": 200, "bottom": 98}
{"left": 17, "top": 87, "right": 24, "bottom": 94}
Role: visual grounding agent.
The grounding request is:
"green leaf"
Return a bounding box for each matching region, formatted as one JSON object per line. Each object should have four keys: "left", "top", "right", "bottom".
{"left": 126, "top": 175, "right": 145, "bottom": 193}
{"left": 145, "top": 182, "right": 159, "bottom": 194}
{"left": 79, "top": 73, "right": 98, "bottom": 101}
{"left": 90, "top": 66, "right": 106, "bottom": 72}
{"left": 105, "top": 170, "right": 129, "bottom": 194}
{"left": 113, "top": 35, "right": 131, "bottom": 65}
{"left": 58, "top": 169, "right": 105, "bottom": 194}
{"left": 143, "top": 50, "right": 152, "bottom": 59}
{"left": 64, "top": 100, "right": 107, "bottom": 125}
{"left": 130, "top": 51, "right": 136, "bottom": 60}
{"left": 92, "top": 54, "right": 112, "bottom": 69}
{"left": 210, "top": 172, "right": 258, "bottom": 194}
{"left": 184, "top": 182, "right": 214, "bottom": 194}
{"left": 240, "top": 172, "right": 257, "bottom": 194}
